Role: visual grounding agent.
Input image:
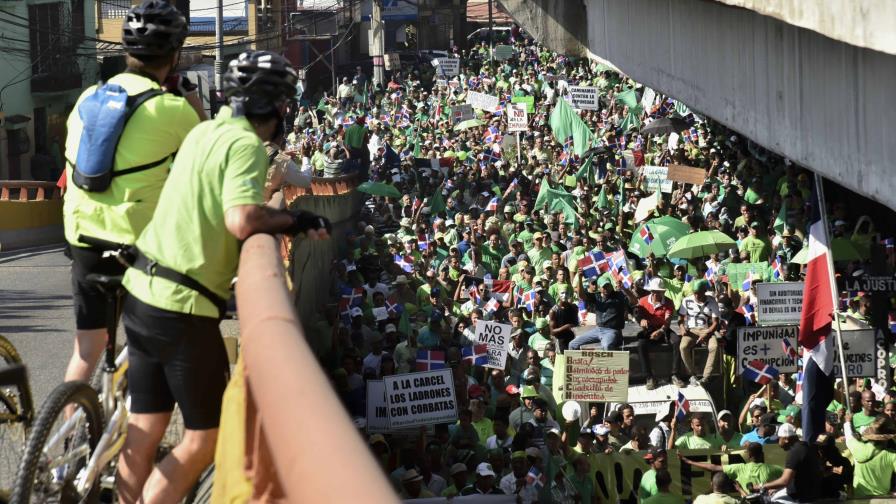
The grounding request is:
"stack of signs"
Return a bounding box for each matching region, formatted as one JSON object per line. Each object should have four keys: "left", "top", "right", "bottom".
{"left": 383, "top": 369, "right": 458, "bottom": 429}
{"left": 568, "top": 86, "right": 599, "bottom": 110}
{"left": 755, "top": 282, "right": 804, "bottom": 326}
{"left": 559, "top": 350, "right": 629, "bottom": 402}
{"left": 466, "top": 91, "right": 500, "bottom": 112}
{"left": 473, "top": 320, "right": 512, "bottom": 369}
{"left": 507, "top": 103, "right": 528, "bottom": 132}
{"left": 433, "top": 57, "right": 460, "bottom": 77}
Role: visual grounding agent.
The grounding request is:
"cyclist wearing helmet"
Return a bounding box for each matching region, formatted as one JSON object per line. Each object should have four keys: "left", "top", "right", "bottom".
{"left": 61, "top": 0, "right": 204, "bottom": 387}
{"left": 116, "top": 51, "right": 330, "bottom": 503}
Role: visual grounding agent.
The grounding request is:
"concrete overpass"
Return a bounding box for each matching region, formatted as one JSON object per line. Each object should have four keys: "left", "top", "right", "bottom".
{"left": 498, "top": 0, "right": 896, "bottom": 210}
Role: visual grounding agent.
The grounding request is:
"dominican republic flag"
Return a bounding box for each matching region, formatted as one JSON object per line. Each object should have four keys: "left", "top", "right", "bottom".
{"left": 675, "top": 391, "right": 690, "bottom": 422}
{"left": 640, "top": 225, "right": 654, "bottom": 245}
{"left": 743, "top": 360, "right": 779, "bottom": 385}
{"left": 486, "top": 197, "right": 500, "bottom": 213}
{"left": 605, "top": 136, "right": 618, "bottom": 151}
{"left": 782, "top": 337, "right": 799, "bottom": 361}
{"left": 578, "top": 301, "right": 588, "bottom": 324}
{"left": 558, "top": 150, "right": 570, "bottom": 166}
{"left": 594, "top": 251, "right": 611, "bottom": 273}
{"left": 772, "top": 256, "right": 784, "bottom": 280}
{"left": 468, "top": 284, "right": 482, "bottom": 305}
{"left": 742, "top": 271, "right": 754, "bottom": 291}
{"left": 795, "top": 371, "right": 804, "bottom": 401}
{"left": 385, "top": 295, "right": 404, "bottom": 317}
{"left": 462, "top": 344, "right": 489, "bottom": 366}
{"left": 483, "top": 297, "right": 500, "bottom": 314}
{"left": 704, "top": 266, "right": 716, "bottom": 285}
{"left": 799, "top": 177, "right": 836, "bottom": 443}
{"left": 416, "top": 350, "right": 446, "bottom": 371}
{"left": 484, "top": 279, "right": 512, "bottom": 302}
{"left": 481, "top": 148, "right": 502, "bottom": 165}
{"left": 742, "top": 303, "right": 755, "bottom": 325}
{"left": 484, "top": 126, "right": 502, "bottom": 144}
{"left": 618, "top": 268, "right": 633, "bottom": 289}
{"left": 889, "top": 313, "right": 896, "bottom": 334}
{"left": 341, "top": 287, "right": 365, "bottom": 307}
{"left": 522, "top": 290, "right": 537, "bottom": 312}
{"left": 578, "top": 254, "right": 600, "bottom": 279}
{"left": 338, "top": 300, "right": 353, "bottom": 325}
{"left": 394, "top": 255, "right": 414, "bottom": 273}
{"left": 609, "top": 250, "right": 627, "bottom": 275}
{"left": 526, "top": 466, "right": 546, "bottom": 490}
{"left": 564, "top": 136, "right": 574, "bottom": 152}
{"left": 417, "top": 234, "right": 430, "bottom": 251}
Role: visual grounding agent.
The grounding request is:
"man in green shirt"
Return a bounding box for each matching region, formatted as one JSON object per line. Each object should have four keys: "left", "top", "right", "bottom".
{"left": 117, "top": 51, "right": 329, "bottom": 503}
{"left": 62, "top": 0, "right": 203, "bottom": 387}
{"left": 638, "top": 448, "right": 668, "bottom": 500}
{"left": 717, "top": 410, "right": 743, "bottom": 449}
{"left": 680, "top": 442, "right": 782, "bottom": 491}
{"left": 739, "top": 222, "right": 772, "bottom": 263}
{"left": 641, "top": 469, "right": 685, "bottom": 504}
{"left": 852, "top": 389, "right": 880, "bottom": 430}
{"left": 670, "top": 414, "right": 723, "bottom": 450}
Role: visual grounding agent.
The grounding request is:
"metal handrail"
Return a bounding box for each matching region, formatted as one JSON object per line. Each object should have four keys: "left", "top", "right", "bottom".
{"left": 236, "top": 234, "right": 397, "bottom": 502}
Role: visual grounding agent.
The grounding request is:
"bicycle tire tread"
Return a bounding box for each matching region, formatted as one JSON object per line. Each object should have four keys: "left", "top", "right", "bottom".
{"left": 11, "top": 381, "right": 103, "bottom": 504}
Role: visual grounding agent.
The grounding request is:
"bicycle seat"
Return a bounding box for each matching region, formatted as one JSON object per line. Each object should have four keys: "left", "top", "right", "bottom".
{"left": 85, "top": 273, "right": 124, "bottom": 291}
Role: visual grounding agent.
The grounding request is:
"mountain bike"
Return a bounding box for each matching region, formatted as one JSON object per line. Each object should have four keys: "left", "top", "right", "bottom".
{"left": 11, "top": 237, "right": 185, "bottom": 503}
{"left": 0, "top": 336, "right": 34, "bottom": 503}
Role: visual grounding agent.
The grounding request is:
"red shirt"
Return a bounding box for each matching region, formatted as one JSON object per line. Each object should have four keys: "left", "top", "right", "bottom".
{"left": 638, "top": 295, "right": 675, "bottom": 330}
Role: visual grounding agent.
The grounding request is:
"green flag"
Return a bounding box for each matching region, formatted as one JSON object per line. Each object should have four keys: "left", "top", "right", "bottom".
{"left": 618, "top": 107, "right": 643, "bottom": 131}
{"left": 615, "top": 88, "right": 638, "bottom": 109}
{"left": 430, "top": 186, "right": 446, "bottom": 214}
{"left": 534, "top": 180, "right": 578, "bottom": 222}
{"left": 398, "top": 309, "right": 410, "bottom": 336}
{"left": 549, "top": 99, "right": 595, "bottom": 156}
{"left": 773, "top": 198, "right": 788, "bottom": 234}
{"left": 575, "top": 154, "right": 594, "bottom": 181}
{"left": 596, "top": 186, "right": 609, "bottom": 210}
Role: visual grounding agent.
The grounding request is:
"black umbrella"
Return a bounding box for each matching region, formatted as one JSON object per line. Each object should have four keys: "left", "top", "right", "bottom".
{"left": 581, "top": 144, "right": 609, "bottom": 158}
{"left": 640, "top": 116, "right": 690, "bottom": 137}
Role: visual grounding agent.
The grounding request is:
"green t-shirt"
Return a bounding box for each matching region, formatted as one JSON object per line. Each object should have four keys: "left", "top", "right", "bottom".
{"left": 740, "top": 236, "right": 772, "bottom": 263}
{"left": 123, "top": 115, "right": 267, "bottom": 318}
{"left": 722, "top": 462, "right": 783, "bottom": 490}
{"left": 64, "top": 72, "right": 200, "bottom": 247}
{"left": 344, "top": 123, "right": 367, "bottom": 149}
{"left": 638, "top": 468, "right": 658, "bottom": 499}
{"left": 852, "top": 411, "right": 878, "bottom": 429}
{"left": 642, "top": 492, "right": 686, "bottom": 504}
{"left": 675, "top": 432, "right": 723, "bottom": 450}
{"left": 722, "top": 432, "right": 744, "bottom": 449}
{"left": 847, "top": 436, "right": 896, "bottom": 497}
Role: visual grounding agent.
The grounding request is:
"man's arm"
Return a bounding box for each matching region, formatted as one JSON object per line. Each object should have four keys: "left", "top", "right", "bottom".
{"left": 762, "top": 468, "right": 793, "bottom": 492}
{"left": 677, "top": 452, "right": 723, "bottom": 473}
{"left": 224, "top": 205, "right": 329, "bottom": 241}
{"left": 667, "top": 418, "right": 678, "bottom": 450}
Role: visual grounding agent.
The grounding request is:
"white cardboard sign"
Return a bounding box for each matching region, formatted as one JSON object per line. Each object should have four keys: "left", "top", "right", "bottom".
{"left": 506, "top": 103, "right": 528, "bottom": 132}
{"left": 756, "top": 282, "right": 804, "bottom": 326}
{"left": 384, "top": 369, "right": 458, "bottom": 429}
{"left": 466, "top": 91, "right": 500, "bottom": 112}
{"left": 474, "top": 320, "right": 512, "bottom": 369}
{"left": 738, "top": 325, "right": 799, "bottom": 374}
{"left": 433, "top": 57, "right": 460, "bottom": 77}
{"left": 568, "top": 86, "right": 599, "bottom": 110}
{"left": 641, "top": 165, "right": 673, "bottom": 193}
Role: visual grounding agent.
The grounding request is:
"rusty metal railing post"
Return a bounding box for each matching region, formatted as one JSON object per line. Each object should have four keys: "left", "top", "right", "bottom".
{"left": 236, "top": 233, "right": 398, "bottom": 502}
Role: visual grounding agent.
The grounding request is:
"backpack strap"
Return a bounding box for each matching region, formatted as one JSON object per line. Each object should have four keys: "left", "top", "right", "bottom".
{"left": 109, "top": 88, "right": 174, "bottom": 178}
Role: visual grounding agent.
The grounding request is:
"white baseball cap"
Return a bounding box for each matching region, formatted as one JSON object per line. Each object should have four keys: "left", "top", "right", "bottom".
{"left": 475, "top": 462, "right": 496, "bottom": 477}
{"left": 777, "top": 423, "right": 798, "bottom": 438}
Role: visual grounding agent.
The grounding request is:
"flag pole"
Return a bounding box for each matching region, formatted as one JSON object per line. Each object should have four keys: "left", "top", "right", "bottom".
{"left": 813, "top": 172, "right": 852, "bottom": 412}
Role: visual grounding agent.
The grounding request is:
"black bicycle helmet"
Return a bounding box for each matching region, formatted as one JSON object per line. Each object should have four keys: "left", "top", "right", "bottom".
{"left": 223, "top": 51, "right": 299, "bottom": 116}
{"left": 122, "top": 0, "right": 188, "bottom": 56}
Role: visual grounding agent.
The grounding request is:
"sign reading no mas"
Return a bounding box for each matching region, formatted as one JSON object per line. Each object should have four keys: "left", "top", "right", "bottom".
{"left": 474, "top": 320, "right": 511, "bottom": 369}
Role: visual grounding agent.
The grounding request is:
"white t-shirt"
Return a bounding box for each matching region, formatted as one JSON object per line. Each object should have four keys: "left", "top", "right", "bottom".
{"left": 362, "top": 351, "right": 386, "bottom": 377}
{"left": 499, "top": 472, "right": 537, "bottom": 504}
{"left": 679, "top": 295, "right": 720, "bottom": 329}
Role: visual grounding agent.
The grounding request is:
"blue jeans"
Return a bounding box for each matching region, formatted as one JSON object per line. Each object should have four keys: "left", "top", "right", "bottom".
{"left": 568, "top": 327, "right": 622, "bottom": 351}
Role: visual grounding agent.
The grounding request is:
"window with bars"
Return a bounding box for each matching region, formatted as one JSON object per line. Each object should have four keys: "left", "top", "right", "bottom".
{"left": 100, "top": 0, "right": 131, "bottom": 19}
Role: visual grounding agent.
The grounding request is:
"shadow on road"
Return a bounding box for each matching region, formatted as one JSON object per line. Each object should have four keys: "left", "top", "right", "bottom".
{"left": 0, "top": 290, "right": 71, "bottom": 334}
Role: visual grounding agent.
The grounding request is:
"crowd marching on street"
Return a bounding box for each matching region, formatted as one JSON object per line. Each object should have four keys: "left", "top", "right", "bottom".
{"left": 53, "top": 0, "right": 896, "bottom": 501}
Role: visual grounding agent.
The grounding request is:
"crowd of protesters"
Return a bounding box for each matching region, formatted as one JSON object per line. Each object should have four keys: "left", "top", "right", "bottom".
{"left": 268, "top": 28, "right": 896, "bottom": 502}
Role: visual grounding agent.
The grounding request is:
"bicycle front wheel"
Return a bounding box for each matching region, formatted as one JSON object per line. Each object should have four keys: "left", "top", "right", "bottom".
{"left": 0, "top": 334, "right": 28, "bottom": 497}
{"left": 11, "top": 381, "right": 103, "bottom": 504}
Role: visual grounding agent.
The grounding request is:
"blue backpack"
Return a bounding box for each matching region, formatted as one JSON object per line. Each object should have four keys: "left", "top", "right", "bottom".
{"left": 72, "top": 83, "right": 167, "bottom": 192}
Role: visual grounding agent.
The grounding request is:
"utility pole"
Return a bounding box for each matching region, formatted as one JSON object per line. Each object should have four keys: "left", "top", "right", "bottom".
{"left": 371, "top": 0, "right": 385, "bottom": 87}
{"left": 215, "top": 0, "right": 224, "bottom": 91}
{"left": 488, "top": 0, "right": 493, "bottom": 61}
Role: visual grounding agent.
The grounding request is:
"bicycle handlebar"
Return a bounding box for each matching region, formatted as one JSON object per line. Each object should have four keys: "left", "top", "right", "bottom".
{"left": 78, "top": 234, "right": 128, "bottom": 252}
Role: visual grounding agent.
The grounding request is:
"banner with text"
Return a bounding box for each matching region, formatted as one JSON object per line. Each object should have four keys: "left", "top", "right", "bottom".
{"left": 507, "top": 103, "right": 528, "bottom": 132}
{"left": 384, "top": 369, "right": 458, "bottom": 429}
{"left": 738, "top": 325, "right": 799, "bottom": 374}
{"left": 568, "top": 86, "right": 599, "bottom": 110}
{"left": 641, "top": 165, "right": 673, "bottom": 193}
{"left": 832, "top": 329, "right": 877, "bottom": 378}
{"left": 466, "top": 91, "right": 500, "bottom": 112}
{"left": 756, "top": 282, "right": 804, "bottom": 326}
{"left": 474, "top": 320, "right": 512, "bottom": 369}
{"left": 433, "top": 57, "right": 460, "bottom": 77}
{"left": 561, "top": 350, "right": 629, "bottom": 402}
{"left": 452, "top": 103, "right": 474, "bottom": 124}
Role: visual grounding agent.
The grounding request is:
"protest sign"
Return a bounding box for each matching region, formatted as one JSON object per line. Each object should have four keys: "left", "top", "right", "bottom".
{"left": 433, "top": 57, "right": 460, "bottom": 76}
{"left": 474, "top": 320, "right": 511, "bottom": 369}
{"left": 511, "top": 95, "right": 535, "bottom": 113}
{"left": 501, "top": 133, "right": 517, "bottom": 151}
{"left": 666, "top": 164, "right": 706, "bottom": 186}
{"left": 493, "top": 44, "right": 514, "bottom": 61}
{"left": 568, "top": 86, "right": 599, "bottom": 110}
{"left": 832, "top": 329, "right": 877, "bottom": 378}
{"left": 756, "top": 282, "right": 804, "bottom": 326}
{"left": 844, "top": 275, "right": 896, "bottom": 293}
{"left": 641, "top": 165, "right": 673, "bottom": 193}
{"left": 466, "top": 91, "right": 499, "bottom": 112}
{"left": 641, "top": 87, "right": 656, "bottom": 110}
{"left": 506, "top": 103, "right": 528, "bottom": 132}
{"left": 372, "top": 306, "right": 389, "bottom": 321}
{"left": 384, "top": 52, "right": 400, "bottom": 70}
{"left": 738, "top": 325, "right": 799, "bottom": 374}
{"left": 452, "top": 103, "right": 474, "bottom": 124}
{"left": 366, "top": 380, "right": 388, "bottom": 433}
{"left": 560, "top": 350, "right": 629, "bottom": 402}
{"left": 384, "top": 369, "right": 457, "bottom": 429}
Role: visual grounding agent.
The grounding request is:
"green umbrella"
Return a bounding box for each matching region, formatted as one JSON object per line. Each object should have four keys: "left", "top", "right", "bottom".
{"left": 453, "top": 118, "right": 485, "bottom": 131}
{"left": 629, "top": 216, "right": 690, "bottom": 258}
{"left": 789, "top": 238, "right": 863, "bottom": 264}
{"left": 667, "top": 230, "right": 738, "bottom": 259}
{"left": 357, "top": 181, "right": 402, "bottom": 198}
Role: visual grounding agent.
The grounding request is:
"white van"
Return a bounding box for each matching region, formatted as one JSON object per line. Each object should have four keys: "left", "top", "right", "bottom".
{"left": 606, "top": 384, "right": 720, "bottom": 432}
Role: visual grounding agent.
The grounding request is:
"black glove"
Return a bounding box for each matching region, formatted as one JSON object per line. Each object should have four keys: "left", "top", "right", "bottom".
{"left": 287, "top": 210, "right": 331, "bottom": 236}
{"left": 163, "top": 73, "right": 198, "bottom": 97}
